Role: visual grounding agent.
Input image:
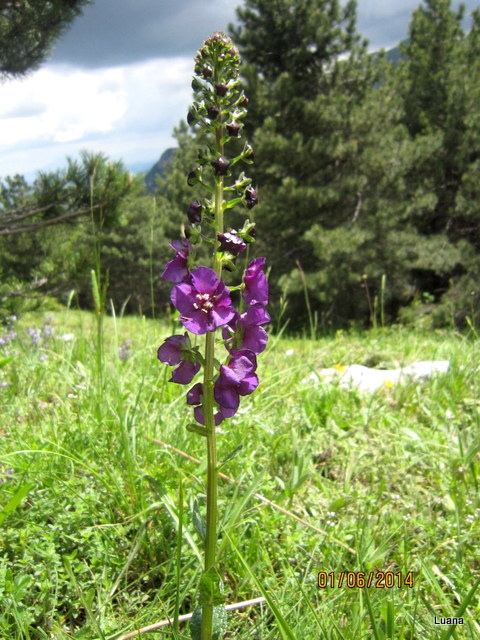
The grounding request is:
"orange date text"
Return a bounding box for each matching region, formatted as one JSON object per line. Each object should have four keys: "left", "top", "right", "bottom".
{"left": 317, "top": 571, "right": 414, "bottom": 589}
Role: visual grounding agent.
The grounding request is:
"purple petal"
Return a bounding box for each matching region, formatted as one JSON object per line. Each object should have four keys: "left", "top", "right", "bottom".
{"left": 194, "top": 406, "right": 225, "bottom": 426}
{"left": 210, "top": 305, "right": 236, "bottom": 329}
{"left": 187, "top": 382, "right": 203, "bottom": 405}
{"left": 171, "top": 283, "right": 196, "bottom": 315}
{"left": 157, "top": 334, "right": 187, "bottom": 365}
{"left": 240, "top": 306, "right": 270, "bottom": 326}
{"left": 242, "top": 326, "right": 268, "bottom": 354}
{"left": 171, "top": 360, "right": 200, "bottom": 384}
{"left": 238, "top": 373, "right": 259, "bottom": 396}
{"left": 180, "top": 312, "right": 209, "bottom": 335}
{"left": 191, "top": 267, "right": 219, "bottom": 294}
{"left": 214, "top": 382, "right": 240, "bottom": 410}
{"left": 162, "top": 255, "right": 188, "bottom": 283}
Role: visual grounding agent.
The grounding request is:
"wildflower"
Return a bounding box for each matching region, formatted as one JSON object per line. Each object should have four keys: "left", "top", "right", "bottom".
{"left": 217, "top": 231, "right": 246, "bottom": 256}
{"left": 28, "top": 327, "right": 40, "bottom": 345}
{"left": 171, "top": 267, "right": 235, "bottom": 335}
{"left": 162, "top": 238, "right": 194, "bottom": 283}
{"left": 157, "top": 333, "right": 200, "bottom": 384}
{"left": 243, "top": 257, "right": 268, "bottom": 306}
{"left": 223, "top": 305, "right": 270, "bottom": 355}
{"left": 118, "top": 339, "right": 132, "bottom": 361}
{"left": 214, "top": 350, "right": 258, "bottom": 414}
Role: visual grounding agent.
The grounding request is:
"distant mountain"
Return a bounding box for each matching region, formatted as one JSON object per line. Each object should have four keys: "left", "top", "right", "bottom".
{"left": 385, "top": 45, "right": 402, "bottom": 63}
{"left": 127, "top": 159, "right": 157, "bottom": 174}
{"left": 144, "top": 147, "right": 176, "bottom": 193}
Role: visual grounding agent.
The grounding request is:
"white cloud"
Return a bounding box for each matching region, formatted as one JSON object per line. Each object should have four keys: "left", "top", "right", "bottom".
{"left": 0, "top": 57, "right": 193, "bottom": 178}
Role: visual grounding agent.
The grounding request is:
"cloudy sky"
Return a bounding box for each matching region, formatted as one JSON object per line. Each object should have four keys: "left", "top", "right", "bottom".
{"left": 0, "top": 0, "right": 477, "bottom": 180}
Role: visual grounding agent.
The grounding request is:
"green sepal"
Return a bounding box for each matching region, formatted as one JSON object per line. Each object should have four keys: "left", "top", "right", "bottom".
{"left": 186, "top": 423, "right": 208, "bottom": 437}
{"left": 223, "top": 197, "right": 242, "bottom": 210}
{"left": 199, "top": 567, "right": 226, "bottom": 606}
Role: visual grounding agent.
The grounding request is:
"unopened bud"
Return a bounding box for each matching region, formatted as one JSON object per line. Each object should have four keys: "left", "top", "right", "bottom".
{"left": 203, "top": 66, "right": 213, "bottom": 79}
{"left": 226, "top": 122, "right": 240, "bottom": 137}
{"left": 212, "top": 156, "right": 230, "bottom": 176}
{"left": 187, "top": 168, "right": 200, "bottom": 186}
{"left": 187, "top": 201, "right": 202, "bottom": 223}
{"left": 239, "top": 96, "right": 249, "bottom": 108}
{"left": 245, "top": 186, "right": 258, "bottom": 209}
{"left": 207, "top": 105, "right": 220, "bottom": 120}
{"left": 215, "top": 83, "right": 228, "bottom": 96}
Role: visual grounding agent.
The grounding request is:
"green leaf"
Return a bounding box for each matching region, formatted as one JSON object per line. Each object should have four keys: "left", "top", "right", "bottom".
{"left": 219, "top": 443, "right": 243, "bottom": 468}
{"left": 0, "top": 356, "right": 12, "bottom": 369}
{"left": 186, "top": 423, "right": 208, "bottom": 437}
{"left": 190, "top": 604, "right": 227, "bottom": 640}
{"left": 192, "top": 498, "right": 206, "bottom": 542}
{"left": 199, "top": 566, "right": 225, "bottom": 606}
{"left": 0, "top": 483, "right": 33, "bottom": 527}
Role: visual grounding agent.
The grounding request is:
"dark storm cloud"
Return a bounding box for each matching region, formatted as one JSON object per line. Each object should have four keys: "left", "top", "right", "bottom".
{"left": 50, "top": 0, "right": 240, "bottom": 68}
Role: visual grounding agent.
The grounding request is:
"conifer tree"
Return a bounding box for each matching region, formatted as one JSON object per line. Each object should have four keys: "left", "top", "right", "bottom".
{"left": 0, "top": 0, "right": 90, "bottom": 78}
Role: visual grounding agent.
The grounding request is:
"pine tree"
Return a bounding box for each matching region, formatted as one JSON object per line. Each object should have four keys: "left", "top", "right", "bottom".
{"left": 0, "top": 0, "right": 90, "bottom": 78}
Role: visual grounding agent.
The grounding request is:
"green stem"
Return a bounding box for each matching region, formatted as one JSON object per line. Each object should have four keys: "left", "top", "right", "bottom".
{"left": 201, "top": 126, "right": 224, "bottom": 640}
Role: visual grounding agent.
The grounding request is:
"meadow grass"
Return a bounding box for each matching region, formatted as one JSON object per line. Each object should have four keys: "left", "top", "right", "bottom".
{"left": 0, "top": 310, "right": 479, "bottom": 639}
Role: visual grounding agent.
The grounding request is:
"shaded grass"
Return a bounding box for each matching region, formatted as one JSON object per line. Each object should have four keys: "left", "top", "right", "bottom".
{"left": 0, "top": 312, "right": 479, "bottom": 638}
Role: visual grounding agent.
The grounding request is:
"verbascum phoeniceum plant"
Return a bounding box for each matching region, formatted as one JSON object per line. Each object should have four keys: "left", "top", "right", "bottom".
{"left": 157, "top": 33, "right": 269, "bottom": 640}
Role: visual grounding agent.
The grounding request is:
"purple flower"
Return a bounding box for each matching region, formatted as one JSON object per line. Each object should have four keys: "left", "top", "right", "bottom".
{"left": 212, "top": 156, "right": 230, "bottom": 176}
{"left": 157, "top": 333, "right": 200, "bottom": 384}
{"left": 214, "top": 350, "right": 258, "bottom": 413}
{"left": 28, "top": 327, "right": 40, "bottom": 345}
{"left": 171, "top": 267, "right": 235, "bottom": 335}
{"left": 217, "top": 231, "right": 246, "bottom": 256}
{"left": 187, "top": 382, "right": 234, "bottom": 425}
{"left": 223, "top": 305, "right": 270, "bottom": 355}
{"left": 162, "top": 239, "right": 194, "bottom": 283}
{"left": 243, "top": 257, "right": 268, "bottom": 306}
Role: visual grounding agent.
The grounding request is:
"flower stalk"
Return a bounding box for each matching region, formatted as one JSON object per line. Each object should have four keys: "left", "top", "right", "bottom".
{"left": 157, "top": 32, "right": 268, "bottom": 640}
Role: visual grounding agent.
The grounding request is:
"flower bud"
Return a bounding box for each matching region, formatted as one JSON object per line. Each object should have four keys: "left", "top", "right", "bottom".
{"left": 239, "top": 96, "right": 249, "bottom": 108}
{"left": 226, "top": 122, "right": 240, "bottom": 137}
{"left": 245, "top": 186, "right": 258, "bottom": 209}
{"left": 207, "top": 104, "right": 220, "bottom": 120}
{"left": 203, "top": 66, "right": 213, "bottom": 79}
{"left": 187, "top": 200, "right": 202, "bottom": 223}
{"left": 187, "top": 168, "right": 200, "bottom": 186}
{"left": 187, "top": 109, "right": 197, "bottom": 125}
{"left": 212, "top": 156, "right": 230, "bottom": 176}
{"left": 244, "top": 144, "right": 255, "bottom": 162}
{"left": 215, "top": 82, "right": 228, "bottom": 96}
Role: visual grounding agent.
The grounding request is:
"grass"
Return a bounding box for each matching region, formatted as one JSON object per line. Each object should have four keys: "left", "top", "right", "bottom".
{"left": 0, "top": 310, "right": 479, "bottom": 639}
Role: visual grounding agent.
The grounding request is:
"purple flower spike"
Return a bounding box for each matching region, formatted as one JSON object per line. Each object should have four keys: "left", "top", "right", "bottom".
{"left": 243, "top": 257, "right": 268, "bottom": 306}
{"left": 217, "top": 231, "right": 246, "bottom": 256}
{"left": 171, "top": 267, "right": 235, "bottom": 335}
{"left": 157, "top": 333, "right": 200, "bottom": 385}
{"left": 162, "top": 239, "right": 193, "bottom": 283}
{"left": 214, "top": 350, "right": 258, "bottom": 412}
